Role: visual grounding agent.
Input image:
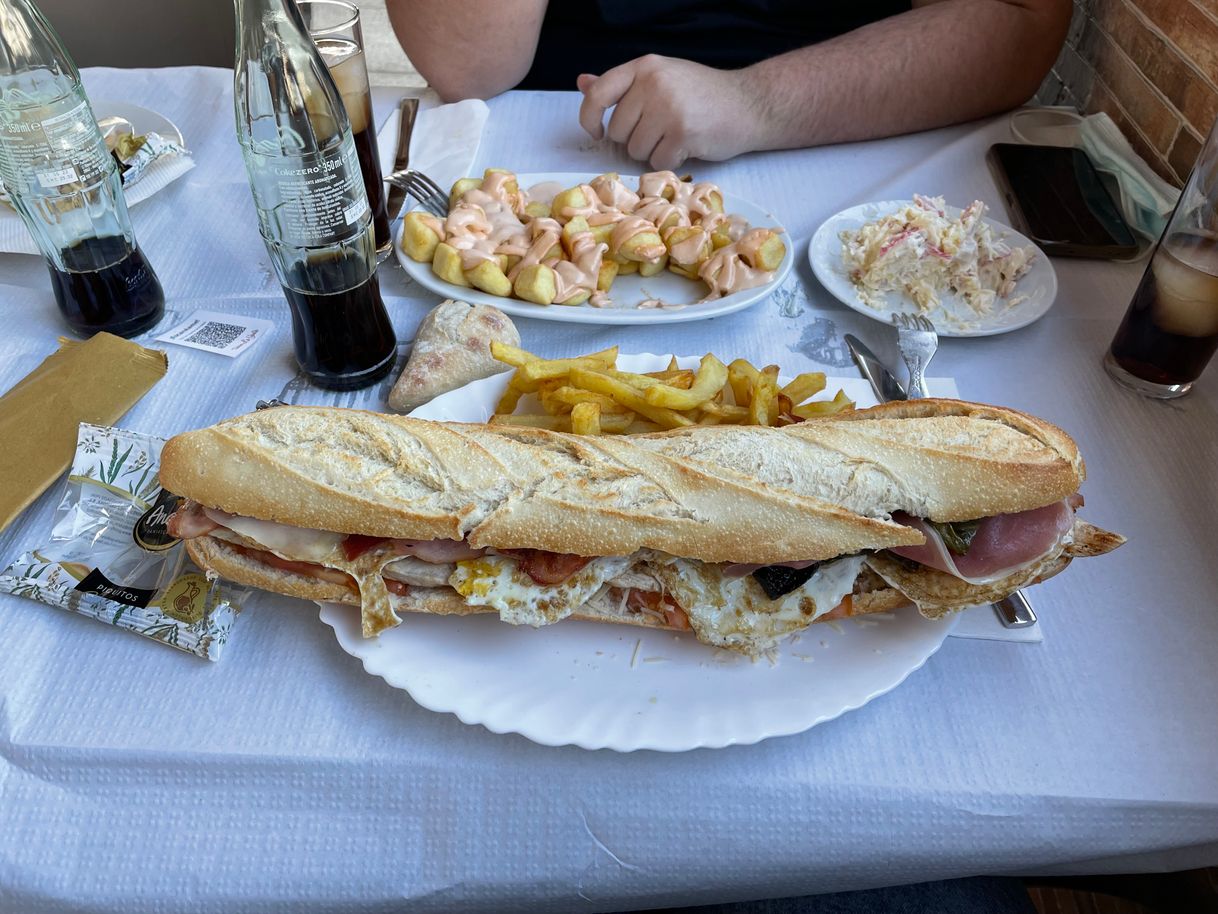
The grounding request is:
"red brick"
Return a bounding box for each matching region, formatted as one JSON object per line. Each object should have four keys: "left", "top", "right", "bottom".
{"left": 1168, "top": 127, "right": 1204, "bottom": 183}
{"left": 1132, "top": 0, "right": 1218, "bottom": 84}
{"left": 1094, "top": 0, "right": 1218, "bottom": 136}
{"left": 1087, "top": 79, "right": 1180, "bottom": 184}
{"left": 1079, "top": 19, "right": 1182, "bottom": 151}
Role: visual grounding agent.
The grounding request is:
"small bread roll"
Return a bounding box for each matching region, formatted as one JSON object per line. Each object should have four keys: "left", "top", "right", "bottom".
{"left": 387, "top": 300, "right": 521, "bottom": 413}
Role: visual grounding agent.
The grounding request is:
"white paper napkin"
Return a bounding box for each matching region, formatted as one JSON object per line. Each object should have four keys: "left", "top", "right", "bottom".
{"left": 377, "top": 91, "right": 490, "bottom": 214}
{"left": 0, "top": 143, "right": 195, "bottom": 256}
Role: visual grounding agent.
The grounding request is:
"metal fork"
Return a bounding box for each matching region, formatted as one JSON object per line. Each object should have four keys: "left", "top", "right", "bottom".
{"left": 891, "top": 312, "right": 938, "bottom": 399}
{"left": 385, "top": 169, "right": 447, "bottom": 219}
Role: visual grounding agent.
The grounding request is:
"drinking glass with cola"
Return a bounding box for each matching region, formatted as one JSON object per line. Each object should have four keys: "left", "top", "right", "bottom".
{"left": 1105, "top": 116, "right": 1218, "bottom": 398}
{"left": 298, "top": 0, "right": 391, "bottom": 257}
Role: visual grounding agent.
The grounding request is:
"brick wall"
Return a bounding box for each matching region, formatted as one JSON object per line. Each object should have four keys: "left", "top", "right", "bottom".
{"left": 1036, "top": 0, "right": 1218, "bottom": 185}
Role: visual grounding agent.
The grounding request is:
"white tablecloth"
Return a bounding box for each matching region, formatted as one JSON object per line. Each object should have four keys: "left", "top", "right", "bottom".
{"left": 1, "top": 67, "right": 1216, "bottom": 914}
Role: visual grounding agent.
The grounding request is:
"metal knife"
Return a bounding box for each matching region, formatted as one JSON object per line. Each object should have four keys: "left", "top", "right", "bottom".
{"left": 843, "top": 334, "right": 1037, "bottom": 629}
{"left": 384, "top": 96, "right": 420, "bottom": 221}
{"left": 845, "top": 334, "right": 907, "bottom": 403}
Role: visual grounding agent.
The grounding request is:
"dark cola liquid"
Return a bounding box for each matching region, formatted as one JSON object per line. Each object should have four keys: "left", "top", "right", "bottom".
{"left": 46, "top": 235, "right": 164, "bottom": 338}
{"left": 319, "top": 41, "right": 391, "bottom": 251}
{"left": 1109, "top": 233, "right": 1218, "bottom": 386}
{"left": 352, "top": 123, "right": 390, "bottom": 251}
{"left": 282, "top": 253, "right": 396, "bottom": 390}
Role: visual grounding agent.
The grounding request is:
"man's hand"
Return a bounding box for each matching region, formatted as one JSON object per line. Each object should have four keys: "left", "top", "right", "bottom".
{"left": 577, "top": 55, "right": 764, "bottom": 171}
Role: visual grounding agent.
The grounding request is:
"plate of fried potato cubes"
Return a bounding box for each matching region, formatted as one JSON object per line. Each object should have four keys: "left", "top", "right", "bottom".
{"left": 395, "top": 169, "right": 793, "bottom": 325}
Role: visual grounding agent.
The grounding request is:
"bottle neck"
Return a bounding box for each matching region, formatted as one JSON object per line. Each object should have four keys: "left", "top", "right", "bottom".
{"left": 0, "top": 0, "right": 78, "bottom": 88}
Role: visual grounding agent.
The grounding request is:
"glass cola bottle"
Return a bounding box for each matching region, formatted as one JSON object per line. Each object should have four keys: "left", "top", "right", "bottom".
{"left": 233, "top": 0, "right": 395, "bottom": 390}
{"left": 0, "top": 0, "right": 164, "bottom": 338}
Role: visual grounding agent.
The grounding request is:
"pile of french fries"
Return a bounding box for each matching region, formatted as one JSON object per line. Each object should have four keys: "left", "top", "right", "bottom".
{"left": 488, "top": 343, "right": 853, "bottom": 435}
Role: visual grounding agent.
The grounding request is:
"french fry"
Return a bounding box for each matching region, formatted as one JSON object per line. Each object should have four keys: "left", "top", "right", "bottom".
{"left": 699, "top": 401, "right": 749, "bottom": 421}
{"left": 569, "top": 367, "right": 695, "bottom": 428}
{"left": 489, "top": 341, "right": 538, "bottom": 367}
{"left": 548, "top": 387, "right": 631, "bottom": 414}
{"left": 780, "top": 371, "right": 827, "bottom": 405}
{"left": 495, "top": 384, "right": 523, "bottom": 414}
{"left": 747, "top": 366, "right": 780, "bottom": 426}
{"left": 538, "top": 380, "right": 573, "bottom": 415}
{"left": 643, "top": 354, "right": 728, "bottom": 410}
{"left": 517, "top": 347, "right": 620, "bottom": 382}
{"left": 792, "top": 390, "right": 855, "bottom": 418}
{"left": 727, "top": 358, "right": 759, "bottom": 407}
{"left": 642, "top": 368, "right": 695, "bottom": 388}
{"left": 570, "top": 402, "right": 601, "bottom": 436}
{"left": 507, "top": 366, "right": 542, "bottom": 393}
{"left": 603, "top": 368, "right": 668, "bottom": 390}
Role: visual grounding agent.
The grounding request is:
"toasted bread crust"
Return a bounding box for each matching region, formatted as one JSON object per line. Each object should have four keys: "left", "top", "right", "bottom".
{"left": 636, "top": 398, "right": 1085, "bottom": 523}
{"left": 161, "top": 407, "right": 920, "bottom": 564}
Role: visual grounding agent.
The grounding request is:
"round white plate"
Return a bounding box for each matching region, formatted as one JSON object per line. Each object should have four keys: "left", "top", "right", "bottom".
{"left": 394, "top": 173, "right": 793, "bottom": 325}
{"left": 317, "top": 354, "right": 956, "bottom": 752}
{"left": 809, "top": 200, "right": 1058, "bottom": 338}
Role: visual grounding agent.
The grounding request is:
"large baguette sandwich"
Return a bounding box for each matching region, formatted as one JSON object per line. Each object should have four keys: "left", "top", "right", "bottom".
{"left": 160, "top": 401, "right": 1122, "bottom": 655}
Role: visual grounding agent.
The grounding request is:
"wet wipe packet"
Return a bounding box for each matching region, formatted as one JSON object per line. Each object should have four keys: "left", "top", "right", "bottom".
{"left": 0, "top": 423, "right": 245, "bottom": 660}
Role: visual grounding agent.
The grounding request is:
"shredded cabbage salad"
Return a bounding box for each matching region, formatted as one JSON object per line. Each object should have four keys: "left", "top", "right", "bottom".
{"left": 839, "top": 195, "right": 1036, "bottom": 323}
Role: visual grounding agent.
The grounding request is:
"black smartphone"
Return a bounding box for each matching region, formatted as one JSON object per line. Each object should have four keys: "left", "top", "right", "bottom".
{"left": 986, "top": 143, "right": 1140, "bottom": 259}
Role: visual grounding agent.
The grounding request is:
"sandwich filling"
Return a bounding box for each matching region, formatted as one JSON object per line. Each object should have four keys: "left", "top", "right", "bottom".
{"left": 167, "top": 495, "right": 1087, "bottom": 654}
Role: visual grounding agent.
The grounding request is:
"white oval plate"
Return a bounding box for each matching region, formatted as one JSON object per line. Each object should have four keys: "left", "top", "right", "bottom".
{"left": 809, "top": 200, "right": 1058, "bottom": 338}
{"left": 317, "top": 354, "right": 956, "bottom": 752}
{"left": 394, "top": 173, "right": 793, "bottom": 325}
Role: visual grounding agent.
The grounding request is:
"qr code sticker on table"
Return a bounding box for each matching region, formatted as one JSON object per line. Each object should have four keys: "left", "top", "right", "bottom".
{"left": 186, "top": 320, "right": 247, "bottom": 349}
{"left": 156, "top": 309, "right": 274, "bottom": 358}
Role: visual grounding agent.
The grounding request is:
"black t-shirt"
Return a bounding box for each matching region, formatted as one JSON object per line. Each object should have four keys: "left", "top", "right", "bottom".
{"left": 519, "top": 0, "right": 911, "bottom": 90}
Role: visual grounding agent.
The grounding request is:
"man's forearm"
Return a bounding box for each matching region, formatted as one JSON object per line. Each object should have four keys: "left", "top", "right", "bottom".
{"left": 741, "top": 0, "right": 1070, "bottom": 149}
{"left": 385, "top": 0, "right": 546, "bottom": 101}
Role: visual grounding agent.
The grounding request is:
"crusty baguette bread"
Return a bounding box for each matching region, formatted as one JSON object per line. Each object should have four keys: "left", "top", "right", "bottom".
{"left": 160, "top": 407, "right": 920, "bottom": 564}
{"left": 634, "top": 399, "right": 1084, "bottom": 523}
{"left": 186, "top": 535, "right": 912, "bottom": 629}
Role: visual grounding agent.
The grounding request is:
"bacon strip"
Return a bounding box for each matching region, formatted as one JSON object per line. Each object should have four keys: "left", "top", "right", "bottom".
{"left": 499, "top": 549, "right": 595, "bottom": 585}
{"left": 166, "top": 501, "right": 219, "bottom": 539}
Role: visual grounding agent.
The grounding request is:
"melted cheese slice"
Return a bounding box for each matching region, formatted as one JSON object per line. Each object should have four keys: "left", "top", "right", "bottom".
{"left": 203, "top": 508, "right": 344, "bottom": 562}
{"left": 450, "top": 555, "right": 633, "bottom": 627}
{"left": 652, "top": 555, "right": 866, "bottom": 656}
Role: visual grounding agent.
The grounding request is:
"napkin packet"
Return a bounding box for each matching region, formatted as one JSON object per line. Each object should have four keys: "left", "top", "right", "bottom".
{"left": 0, "top": 333, "right": 168, "bottom": 533}
{"left": 0, "top": 423, "right": 246, "bottom": 661}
